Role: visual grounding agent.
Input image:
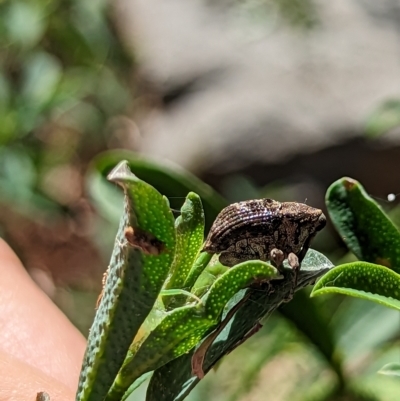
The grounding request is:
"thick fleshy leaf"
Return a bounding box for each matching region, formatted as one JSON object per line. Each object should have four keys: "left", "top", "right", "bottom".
{"left": 350, "top": 375, "right": 400, "bottom": 400}
{"left": 121, "top": 372, "right": 153, "bottom": 401}
{"left": 183, "top": 251, "right": 213, "bottom": 290}
{"left": 76, "top": 161, "right": 176, "bottom": 401}
{"left": 146, "top": 249, "right": 334, "bottom": 401}
{"left": 106, "top": 261, "right": 280, "bottom": 400}
{"left": 310, "top": 262, "right": 400, "bottom": 311}
{"left": 203, "top": 260, "right": 281, "bottom": 317}
{"left": 378, "top": 363, "right": 400, "bottom": 378}
{"left": 326, "top": 177, "right": 400, "bottom": 273}
{"left": 89, "top": 150, "right": 228, "bottom": 230}
{"left": 105, "top": 305, "right": 211, "bottom": 401}
{"left": 163, "top": 192, "right": 205, "bottom": 307}
{"left": 190, "top": 260, "right": 229, "bottom": 299}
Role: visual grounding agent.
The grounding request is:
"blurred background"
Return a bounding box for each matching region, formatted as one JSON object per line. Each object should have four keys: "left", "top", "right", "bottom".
{"left": 1, "top": 0, "right": 400, "bottom": 400}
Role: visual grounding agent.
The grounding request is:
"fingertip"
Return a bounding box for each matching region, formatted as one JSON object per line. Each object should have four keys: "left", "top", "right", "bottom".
{"left": 0, "top": 237, "right": 25, "bottom": 272}
{"left": 0, "top": 350, "right": 76, "bottom": 401}
{"left": 0, "top": 238, "right": 86, "bottom": 391}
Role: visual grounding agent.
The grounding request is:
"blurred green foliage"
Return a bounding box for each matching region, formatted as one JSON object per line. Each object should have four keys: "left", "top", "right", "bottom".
{"left": 0, "top": 0, "right": 132, "bottom": 218}
{"left": 226, "top": 0, "right": 319, "bottom": 32}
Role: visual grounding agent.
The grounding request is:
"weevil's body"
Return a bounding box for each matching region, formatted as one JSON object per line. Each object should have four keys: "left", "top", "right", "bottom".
{"left": 203, "top": 199, "right": 326, "bottom": 269}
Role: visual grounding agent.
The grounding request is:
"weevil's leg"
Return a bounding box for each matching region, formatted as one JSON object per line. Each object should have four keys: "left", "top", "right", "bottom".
{"left": 270, "top": 248, "right": 284, "bottom": 269}
{"left": 286, "top": 233, "right": 316, "bottom": 301}
{"left": 219, "top": 241, "right": 257, "bottom": 267}
{"left": 297, "top": 233, "right": 315, "bottom": 263}
{"left": 192, "top": 292, "right": 252, "bottom": 378}
{"left": 235, "top": 238, "right": 249, "bottom": 253}
{"left": 286, "top": 252, "right": 300, "bottom": 301}
{"left": 219, "top": 252, "right": 239, "bottom": 267}
{"left": 249, "top": 239, "right": 268, "bottom": 262}
{"left": 237, "top": 238, "right": 259, "bottom": 260}
{"left": 288, "top": 252, "right": 299, "bottom": 274}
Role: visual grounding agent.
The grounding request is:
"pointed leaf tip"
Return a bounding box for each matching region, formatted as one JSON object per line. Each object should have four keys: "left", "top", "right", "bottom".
{"left": 342, "top": 177, "right": 357, "bottom": 190}
{"left": 378, "top": 363, "right": 400, "bottom": 377}
{"left": 107, "top": 160, "right": 136, "bottom": 184}
{"left": 326, "top": 177, "right": 400, "bottom": 273}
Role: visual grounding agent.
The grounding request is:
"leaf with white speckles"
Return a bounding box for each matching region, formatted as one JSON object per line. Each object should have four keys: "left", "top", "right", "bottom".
{"left": 204, "top": 260, "right": 281, "bottom": 318}
{"left": 146, "top": 249, "right": 333, "bottom": 401}
{"left": 183, "top": 251, "right": 213, "bottom": 291}
{"left": 190, "top": 259, "right": 229, "bottom": 299}
{"left": 326, "top": 177, "right": 400, "bottom": 273}
{"left": 76, "top": 161, "right": 176, "bottom": 401}
{"left": 311, "top": 262, "right": 400, "bottom": 311}
{"left": 163, "top": 192, "right": 205, "bottom": 308}
{"left": 106, "top": 304, "right": 211, "bottom": 401}
{"left": 106, "top": 261, "right": 280, "bottom": 400}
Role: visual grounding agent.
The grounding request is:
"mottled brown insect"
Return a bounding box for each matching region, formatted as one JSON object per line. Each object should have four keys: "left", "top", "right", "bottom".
{"left": 203, "top": 199, "right": 326, "bottom": 274}
{"left": 191, "top": 199, "right": 326, "bottom": 379}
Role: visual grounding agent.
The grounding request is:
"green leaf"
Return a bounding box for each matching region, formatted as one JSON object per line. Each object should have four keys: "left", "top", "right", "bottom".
{"left": 76, "top": 161, "right": 176, "bottom": 401}
{"left": 106, "top": 304, "right": 212, "bottom": 401}
{"left": 190, "top": 259, "right": 229, "bottom": 299}
{"left": 350, "top": 375, "right": 400, "bottom": 401}
{"left": 163, "top": 192, "right": 205, "bottom": 302}
{"left": 310, "top": 262, "right": 400, "bottom": 311}
{"left": 331, "top": 298, "right": 399, "bottom": 363}
{"left": 5, "top": 2, "right": 46, "bottom": 48}
{"left": 279, "top": 290, "right": 344, "bottom": 383}
{"left": 326, "top": 177, "right": 400, "bottom": 273}
{"left": 106, "top": 261, "right": 280, "bottom": 400}
{"left": 160, "top": 289, "right": 202, "bottom": 304}
{"left": 90, "top": 150, "right": 228, "bottom": 230}
{"left": 121, "top": 372, "right": 153, "bottom": 401}
{"left": 21, "top": 52, "right": 62, "bottom": 108}
{"left": 203, "top": 260, "right": 281, "bottom": 317}
{"left": 184, "top": 251, "right": 214, "bottom": 290}
{"left": 279, "top": 250, "right": 344, "bottom": 385}
{"left": 146, "top": 249, "right": 333, "bottom": 401}
{"left": 378, "top": 363, "right": 400, "bottom": 378}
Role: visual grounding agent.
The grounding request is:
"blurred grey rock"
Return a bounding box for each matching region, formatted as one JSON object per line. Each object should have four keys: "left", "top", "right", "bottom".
{"left": 114, "top": 0, "right": 400, "bottom": 175}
